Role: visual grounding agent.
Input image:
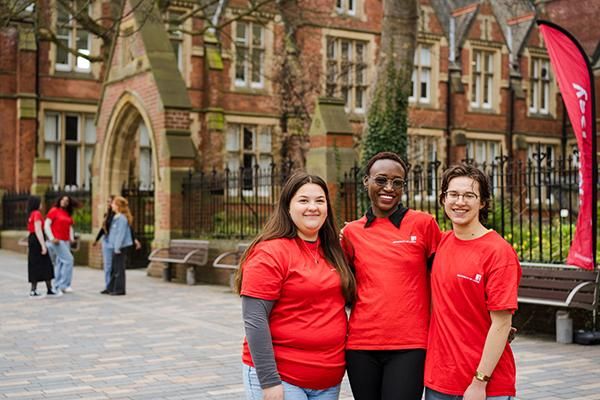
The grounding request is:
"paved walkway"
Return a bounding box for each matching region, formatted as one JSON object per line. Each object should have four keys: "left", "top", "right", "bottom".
{"left": 1, "top": 249, "right": 599, "bottom": 400}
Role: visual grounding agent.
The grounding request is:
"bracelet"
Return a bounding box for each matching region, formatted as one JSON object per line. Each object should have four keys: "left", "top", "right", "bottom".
{"left": 474, "top": 371, "right": 491, "bottom": 382}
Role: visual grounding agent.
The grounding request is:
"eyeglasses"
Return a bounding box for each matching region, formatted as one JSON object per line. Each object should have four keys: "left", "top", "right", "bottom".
{"left": 369, "top": 176, "right": 406, "bottom": 190}
{"left": 444, "top": 191, "right": 479, "bottom": 202}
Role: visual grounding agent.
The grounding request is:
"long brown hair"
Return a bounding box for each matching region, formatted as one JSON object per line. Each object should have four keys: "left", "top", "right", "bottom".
{"left": 234, "top": 171, "right": 356, "bottom": 303}
{"left": 112, "top": 196, "right": 133, "bottom": 225}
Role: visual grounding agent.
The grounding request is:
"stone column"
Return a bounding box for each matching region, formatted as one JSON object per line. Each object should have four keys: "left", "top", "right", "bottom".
{"left": 305, "top": 97, "right": 356, "bottom": 217}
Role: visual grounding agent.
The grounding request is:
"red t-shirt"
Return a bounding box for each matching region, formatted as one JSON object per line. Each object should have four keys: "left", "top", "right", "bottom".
{"left": 241, "top": 238, "right": 347, "bottom": 390}
{"left": 341, "top": 209, "right": 441, "bottom": 350}
{"left": 27, "top": 210, "right": 43, "bottom": 233}
{"left": 425, "top": 230, "right": 522, "bottom": 396}
{"left": 46, "top": 207, "right": 73, "bottom": 241}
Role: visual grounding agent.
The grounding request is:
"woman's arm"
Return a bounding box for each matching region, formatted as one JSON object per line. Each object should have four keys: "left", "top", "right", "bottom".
{"left": 44, "top": 219, "right": 56, "bottom": 243}
{"left": 242, "top": 295, "right": 282, "bottom": 398}
{"left": 33, "top": 220, "right": 47, "bottom": 254}
{"left": 69, "top": 226, "right": 75, "bottom": 242}
{"left": 111, "top": 216, "right": 127, "bottom": 253}
{"left": 463, "top": 310, "right": 513, "bottom": 400}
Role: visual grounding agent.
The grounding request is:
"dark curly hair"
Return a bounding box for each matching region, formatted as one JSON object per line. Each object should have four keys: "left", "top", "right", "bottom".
{"left": 439, "top": 164, "right": 491, "bottom": 224}
{"left": 363, "top": 151, "right": 409, "bottom": 177}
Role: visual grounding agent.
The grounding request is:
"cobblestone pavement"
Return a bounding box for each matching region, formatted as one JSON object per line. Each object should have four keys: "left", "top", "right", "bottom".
{"left": 1, "top": 249, "right": 600, "bottom": 399}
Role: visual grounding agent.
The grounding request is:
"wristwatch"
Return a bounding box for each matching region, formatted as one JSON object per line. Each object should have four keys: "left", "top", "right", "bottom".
{"left": 474, "top": 371, "right": 491, "bottom": 382}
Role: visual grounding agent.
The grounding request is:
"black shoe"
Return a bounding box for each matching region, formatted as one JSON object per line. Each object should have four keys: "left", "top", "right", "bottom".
{"left": 100, "top": 289, "right": 109, "bottom": 294}
{"left": 109, "top": 292, "right": 125, "bottom": 296}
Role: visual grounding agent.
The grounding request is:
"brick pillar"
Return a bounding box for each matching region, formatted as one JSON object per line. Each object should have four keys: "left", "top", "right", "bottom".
{"left": 305, "top": 97, "right": 356, "bottom": 215}
{"left": 31, "top": 158, "right": 53, "bottom": 203}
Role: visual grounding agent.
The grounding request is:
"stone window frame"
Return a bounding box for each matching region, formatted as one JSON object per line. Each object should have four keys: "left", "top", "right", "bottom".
{"left": 322, "top": 28, "right": 375, "bottom": 115}
{"left": 42, "top": 110, "right": 96, "bottom": 189}
{"left": 469, "top": 48, "right": 496, "bottom": 111}
{"left": 223, "top": 116, "right": 278, "bottom": 197}
{"left": 53, "top": 0, "right": 92, "bottom": 73}
{"left": 410, "top": 40, "right": 442, "bottom": 107}
{"left": 233, "top": 20, "right": 267, "bottom": 90}
{"left": 335, "top": 0, "right": 358, "bottom": 17}
{"left": 525, "top": 48, "right": 556, "bottom": 118}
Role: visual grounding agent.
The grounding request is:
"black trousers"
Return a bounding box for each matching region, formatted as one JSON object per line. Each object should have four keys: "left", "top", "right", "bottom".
{"left": 107, "top": 252, "right": 126, "bottom": 294}
{"left": 346, "top": 349, "right": 426, "bottom": 400}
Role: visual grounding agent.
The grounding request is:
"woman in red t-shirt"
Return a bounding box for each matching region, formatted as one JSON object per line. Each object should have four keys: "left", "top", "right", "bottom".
{"left": 44, "top": 195, "right": 79, "bottom": 295}
{"left": 424, "top": 165, "right": 521, "bottom": 400}
{"left": 26, "top": 196, "right": 56, "bottom": 297}
{"left": 341, "top": 152, "right": 442, "bottom": 400}
{"left": 234, "top": 172, "right": 356, "bottom": 400}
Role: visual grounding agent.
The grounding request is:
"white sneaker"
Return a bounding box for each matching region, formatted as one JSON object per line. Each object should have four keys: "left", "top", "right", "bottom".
{"left": 63, "top": 287, "right": 73, "bottom": 293}
{"left": 29, "top": 290, "right": 42, "bottom": 298}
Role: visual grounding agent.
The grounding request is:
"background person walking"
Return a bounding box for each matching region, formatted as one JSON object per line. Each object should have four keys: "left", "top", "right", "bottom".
{"left": 44, "top": 195, "right": 79, "bottom": 295}
{"left": 26, "top": 196, "right": 57, "bottom": 297}
{"left": 105, "top": 196, "right": 133, "bottom": 296}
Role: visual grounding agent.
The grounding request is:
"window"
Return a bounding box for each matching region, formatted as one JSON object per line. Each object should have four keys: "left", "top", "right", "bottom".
{"left": 410, "top": 45, "right": 432, "bottom": 104}
{"left": 55, "top": 1, "right": 91, "bottom": 72}
{"left": 466, "top": 139, "right": 500, "bottom": 165}
{"left": 336, "top": 0, "right": 356, "bottom": 15}
{"left": 165, "top": 10, "right": 184, "bottom": 73}
{"left": 530, "top": 58, "right": 551, "bottom": 114}
{"left": 235, "top": 22, "right": 265, "bottom": 89}
{"left": 138, "top": 122, "right": 153, "bottom": 190}
{"left": 44, "top": 112, "right": 96, "bottom": 189}
{"left": 226, "top": 124, "right": 272, "bottom": 194}
{"left": 326, "top": 37, "right": 368, "bottom": 113}
{"left": 471, "top": 50, "right": 494, "bottom": 109}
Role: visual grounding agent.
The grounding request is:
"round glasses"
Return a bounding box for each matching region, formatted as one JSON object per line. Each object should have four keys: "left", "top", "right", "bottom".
{"left": 369, "top": 176, "right": 406, "bottom": 190}
{"left": 444, "top": 191, "right": 479, "bottom": 202}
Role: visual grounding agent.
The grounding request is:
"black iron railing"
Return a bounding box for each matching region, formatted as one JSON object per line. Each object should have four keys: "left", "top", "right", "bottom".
{"left": 1, "top": 191, "right": 30, "bottom": 230}
{"left": 339, "top": 151, "right": 585, "bottom": 264}
{"left": 182, "top": 162, "right": 294, "bottom": 239}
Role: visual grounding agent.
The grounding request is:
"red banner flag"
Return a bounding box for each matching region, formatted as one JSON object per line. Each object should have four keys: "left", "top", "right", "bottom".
{"left": 538, "top": 20, "right": 597, "bottom": 270}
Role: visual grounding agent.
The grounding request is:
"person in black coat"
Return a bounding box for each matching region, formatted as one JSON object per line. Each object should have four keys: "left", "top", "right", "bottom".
{"left": 26, "top": 196, "right": 58, "bottom": 297}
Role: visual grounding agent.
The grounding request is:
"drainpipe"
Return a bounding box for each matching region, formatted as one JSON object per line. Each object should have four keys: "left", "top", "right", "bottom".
{"left": 34, "top": 4, "right": 40, "bottom": 158}
{"left": 446, "top": 17, "right": 456, "bottom": 164}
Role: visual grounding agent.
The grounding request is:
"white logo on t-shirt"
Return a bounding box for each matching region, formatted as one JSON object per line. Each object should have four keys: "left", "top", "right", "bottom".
{"left": 392, "top": 235, "right": 418, "bottom": 244}
{"left": 457, "top": 273, "right": 482, "bottom": 284}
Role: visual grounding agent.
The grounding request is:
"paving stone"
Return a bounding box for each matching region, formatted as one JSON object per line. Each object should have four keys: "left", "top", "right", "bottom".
{"left": 1, "top": 249, "right": 599, "bottom": 399}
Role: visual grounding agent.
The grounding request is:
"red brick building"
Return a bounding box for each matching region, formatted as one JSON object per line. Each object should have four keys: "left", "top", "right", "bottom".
{"left": 1, "top": 0, "right": 598, "bottom": 243}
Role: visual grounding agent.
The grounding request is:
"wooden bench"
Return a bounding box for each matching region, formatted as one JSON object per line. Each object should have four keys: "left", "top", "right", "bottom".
{"left": 518, "top": 264, "right": 599, "bottom": 311}
{"left": 213, "top": 243, "right": 250, "bottom": 288}
{"left": 148, "top": 239, "right": 209, "bottom": 285}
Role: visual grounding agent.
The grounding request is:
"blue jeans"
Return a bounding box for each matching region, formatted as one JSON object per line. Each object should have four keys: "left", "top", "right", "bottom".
{"left": 425, "top": 388, "right": 514, "bottom": 400}
{"left": 101, "top": 241, "right": 113, "bottom": 288}
{"left": 47, "top": 240, "right": 74, "bottom": 290}
{"left": 242, "top": 364, "right": 340, "bottom": 400}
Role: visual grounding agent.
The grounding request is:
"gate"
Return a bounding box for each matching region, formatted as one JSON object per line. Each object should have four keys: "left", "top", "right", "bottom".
{"left": 122, "top": 184, "right": 155, "bottom": 268}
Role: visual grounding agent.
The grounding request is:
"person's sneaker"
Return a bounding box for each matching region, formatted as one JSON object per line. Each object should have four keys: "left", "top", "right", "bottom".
{"left": 46, "top": 289, "right": 62, "bottom": 297}
{"left": 29, "top": 290, "right": 41, "bottom": 298}
{"left": 100, "top": 289, "right": 109, "bottom": 294}
{"left": 63, "top": 287, "right": 73, "bottom": 293}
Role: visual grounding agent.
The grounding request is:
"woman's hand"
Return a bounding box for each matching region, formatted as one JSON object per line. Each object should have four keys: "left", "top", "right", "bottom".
{"left": 134, "top": 239, "right": 142, "bottom": 250}
{"left": 338, "top": 221, "right": 349, "bottom": 240}
{"left": 463, "top": 379, "right": 486, "bottom": 400}
{"left": 41, "top": 246, "right": 47, "bottom": 255}
{"left": 52, "top": 239, "right": 59, "bottom": 244}
{"left": 263, "top": 384, "right": 284, "bottom": 400}
{"left": 92, "top": 241, "right": 98, "bottom": 247}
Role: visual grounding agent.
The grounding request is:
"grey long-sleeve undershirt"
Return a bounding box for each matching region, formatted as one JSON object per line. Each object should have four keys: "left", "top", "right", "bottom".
{"left": 241, "top": 296, "right": 281, "bottom": 389}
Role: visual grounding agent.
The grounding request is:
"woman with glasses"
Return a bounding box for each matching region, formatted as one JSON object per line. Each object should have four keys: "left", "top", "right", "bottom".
{"left": 424, "top": 164, "right": 521, "bottom": 400}
{"left": 341, "top": 151, "right": 442, "bottom": 400}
